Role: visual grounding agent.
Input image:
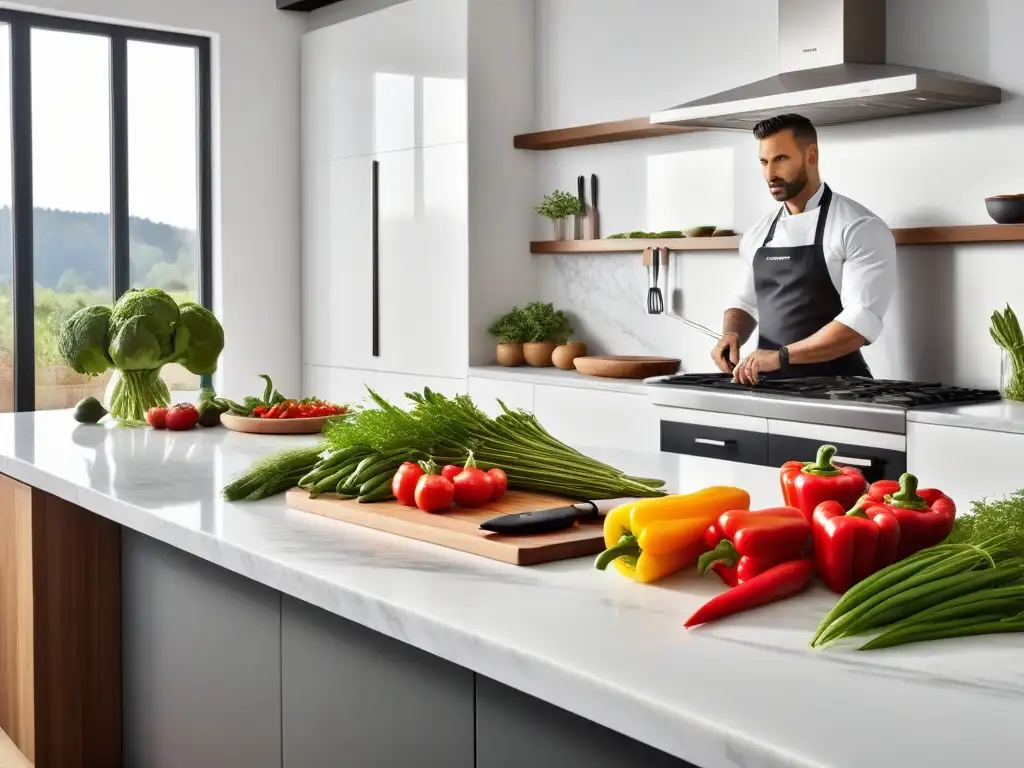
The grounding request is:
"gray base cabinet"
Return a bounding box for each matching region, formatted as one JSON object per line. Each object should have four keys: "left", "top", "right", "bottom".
{"left": 121, "top": 531, "right": 282, "bottom": 768}
{"left": 120, "top": 530, "right": 696, "bottom": 767}
{"left": 281, "top": 596, "right": 474, "bottom": 768}
{"left": 476, "top": 677, "right": 694, "bottom": 768}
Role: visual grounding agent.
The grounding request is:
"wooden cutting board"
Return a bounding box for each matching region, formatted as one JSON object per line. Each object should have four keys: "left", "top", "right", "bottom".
{"left": 574, "top": 355, "right": 681, "bottom": 379}
{"left": 285, "top": 489, "right": 607, "bottom": 565}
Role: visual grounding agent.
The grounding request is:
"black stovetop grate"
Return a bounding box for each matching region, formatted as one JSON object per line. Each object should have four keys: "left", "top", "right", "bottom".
{"left": 656, "top": 374, "right": 1002, "bottom": 408}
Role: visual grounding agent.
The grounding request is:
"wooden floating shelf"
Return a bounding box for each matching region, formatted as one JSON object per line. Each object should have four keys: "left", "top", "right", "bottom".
{"left": 531, "top": 237, "right": 741, "bottom": 254}
{"left": 514, "top": 117, "right": 705, "bottom": 151}
{"left": 893, "top": 224, "right": 1024, "bottom": 245}
{"left": 532, "top": 224, "right": 1024, "bottom": 254}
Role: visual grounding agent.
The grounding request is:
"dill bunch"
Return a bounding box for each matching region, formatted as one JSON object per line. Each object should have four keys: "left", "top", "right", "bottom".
{"left": 947, "top": 490, "right": 1024, "bottom": 558}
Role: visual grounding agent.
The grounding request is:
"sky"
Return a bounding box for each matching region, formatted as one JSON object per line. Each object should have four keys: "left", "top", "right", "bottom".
{"left": 0, "top": 24, "right": 199, "bottom": 231}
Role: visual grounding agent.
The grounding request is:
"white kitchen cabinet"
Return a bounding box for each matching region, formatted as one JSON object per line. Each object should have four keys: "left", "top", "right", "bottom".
{"left": 303, "top": 365, "right": 465, "bottom": 409}
{"left": 532, "top": 385, "right": 658, "bottom": 453}
{"left": 467, "top": 376, "right": 534, "bottom": 418}
{"left": 907, "top": 422, "right": 1024, "bottom": 510}
{"left": 302, "top": 0, "right": 467, "bottom": 162}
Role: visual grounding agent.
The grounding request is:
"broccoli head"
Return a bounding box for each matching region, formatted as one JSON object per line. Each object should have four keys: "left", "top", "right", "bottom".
{"left": 109, "top": 315, "right": 169, "bottom": 371}
{"left": 109, "top": 287, "right": 179, "bottom": 362}
{"left": 174, "top": 302, "right": 225, "bottom": 375}
{"left": 58, "top": 305, "right": 113, "bottom": 376}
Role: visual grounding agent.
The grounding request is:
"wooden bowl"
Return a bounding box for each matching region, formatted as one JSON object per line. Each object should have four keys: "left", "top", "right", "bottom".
{"left": 220, "top": 412, "right": 336, "bottom": 435}
{"left": 573, "top": 355, "right": 681, "bottom": 379}
{"left": 684, "top": 226, "right": 717, "bottom": 238}
{"left": 986, "top": 195, "right": 1024, "bottom": 224}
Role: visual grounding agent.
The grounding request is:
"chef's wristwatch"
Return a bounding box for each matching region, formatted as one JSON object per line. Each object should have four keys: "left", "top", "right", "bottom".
{"left": 778, "top": 345, "right": 790, "bottom": 371}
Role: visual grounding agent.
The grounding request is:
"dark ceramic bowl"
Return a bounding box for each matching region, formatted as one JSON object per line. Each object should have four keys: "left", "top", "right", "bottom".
{"left": 986, "top": 195, "right": 1024, "bottom": 224}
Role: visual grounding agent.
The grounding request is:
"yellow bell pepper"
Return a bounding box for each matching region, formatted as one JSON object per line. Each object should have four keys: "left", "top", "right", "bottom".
{"left": 595, "top": 486, "right": 751, "bottom": 583}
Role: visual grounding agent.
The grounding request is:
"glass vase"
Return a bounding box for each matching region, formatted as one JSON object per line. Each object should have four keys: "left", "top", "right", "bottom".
{"left": 1001, "top": 348, "right": 1024, "bottom": 402}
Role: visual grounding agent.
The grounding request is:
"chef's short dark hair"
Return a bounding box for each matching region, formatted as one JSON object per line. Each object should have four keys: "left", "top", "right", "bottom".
{"left": 753, "top": 114, "right": 817, "bottom": 144}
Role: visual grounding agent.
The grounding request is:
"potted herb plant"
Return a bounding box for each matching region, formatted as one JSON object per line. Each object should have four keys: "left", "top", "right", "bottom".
{"left": 535, "top": 190, "right": 584, "bottom": 241}
{"left": 520, "top": 302, "right": 574, "bottom": 367}
{"left": 487, "top": 307, "right": 529, "bottom": 366}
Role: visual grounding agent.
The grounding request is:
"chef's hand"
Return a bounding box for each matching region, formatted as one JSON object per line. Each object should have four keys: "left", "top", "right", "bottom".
{"left": 712, "top": 333, "right": 740, "bottom": 374}
{"left": 733, "top": 349, "right": 781, "bottom": 385}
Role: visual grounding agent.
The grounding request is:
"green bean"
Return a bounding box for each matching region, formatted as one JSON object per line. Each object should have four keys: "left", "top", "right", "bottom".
{"left": 357, "top": 474, "right": 396, "bottom": 503}
{"left": 308, "top": 467, "right": 358, "bottom": 499}
{"left": 827, "top": 565, "right": 1024, "bottom": 643}
{"left": 813, "top": 550, "right": 998, "bottom": 647}
{"left": 860, "top": 614, "right": 1024, "bottom": 651}
{"left": 882, "top": 584, "right": 1024, "bottom": 630}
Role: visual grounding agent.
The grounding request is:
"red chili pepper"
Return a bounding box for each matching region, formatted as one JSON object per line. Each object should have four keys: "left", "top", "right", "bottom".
{"left": 698, "top": 507, "right": 810, "bottom": 587}
{"left": 264, "top": 404, "right": 282, "bottom": 419}
{"left": 812, "top": 496, "right": 900, "bottom": 594}
{"left": 684, "top": 559, "right": 816, "bottom": 628}
{"left": 252, "top": 405, "right": 268, "bottom": 417}
{"left": 779, "top": 444, "right": 868, "bottom": 523}
{"left": 861, "top": 473, "right": 956, "bottom": 560}
{"left": 282, "top": 405, "right": 301, "bottom": 419}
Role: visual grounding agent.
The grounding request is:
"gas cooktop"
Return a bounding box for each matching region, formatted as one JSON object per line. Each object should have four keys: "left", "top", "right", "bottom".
{"left": 646, "top": 374, "right": 1001, "bottom": 434}
{"left": 656, "top": 374, "right": 1001, "bottom": 408}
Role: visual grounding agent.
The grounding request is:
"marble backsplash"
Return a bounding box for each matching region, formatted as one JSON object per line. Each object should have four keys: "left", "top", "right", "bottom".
{"left": 534, "top": 244, "right": 1024, "bottom": 389}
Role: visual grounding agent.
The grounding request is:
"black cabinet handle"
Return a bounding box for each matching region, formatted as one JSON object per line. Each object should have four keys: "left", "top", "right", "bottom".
{"left": 371, "top": 159, "right": 380, "bottom": 358}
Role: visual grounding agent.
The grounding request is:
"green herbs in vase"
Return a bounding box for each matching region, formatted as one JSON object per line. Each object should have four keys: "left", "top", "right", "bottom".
{"left": 487, "top": 306, "right": 531, "bottom": 344}
{"left": 991, "top": 304, "right": 1024, "bottom": 401}
{"left": 520, "top": 301, "right": 574, "bottom": 343}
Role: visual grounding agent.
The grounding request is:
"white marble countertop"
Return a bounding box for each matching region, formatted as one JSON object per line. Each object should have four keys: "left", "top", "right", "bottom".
{"left": 468, "top": 364, "right": 654, "bottom": 394}
{"left": 908, "top": 399, "right": 1024, "bottom": 434}
{"left": 3, "top": 410, "right": 1024, "bottom": 768}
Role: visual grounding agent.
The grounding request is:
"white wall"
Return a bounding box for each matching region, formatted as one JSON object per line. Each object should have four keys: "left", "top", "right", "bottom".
{"left": 534, "top": 0, "right": 1024, "bottom": 389}
{"left": 5, "top": 0, "right": 306, "bottom": 398}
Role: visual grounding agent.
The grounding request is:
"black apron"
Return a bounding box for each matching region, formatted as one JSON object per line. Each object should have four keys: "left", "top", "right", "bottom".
{"left": 752, "top": 184, "right": 872, "bottom": 379}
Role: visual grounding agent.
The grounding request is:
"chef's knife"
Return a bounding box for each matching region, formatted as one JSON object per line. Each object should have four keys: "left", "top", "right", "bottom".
{"left": 480, "top": 499, "right": 630, "bottom": 535}
{"left": 590, "top": 173, "right": 600, "bottom": 239}
{"left": 575, "top": 175, "right": 586, "bottom": 239}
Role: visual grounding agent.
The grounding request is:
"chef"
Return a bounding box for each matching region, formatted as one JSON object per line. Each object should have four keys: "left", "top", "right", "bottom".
{"left": 712, "top": 113, "right": 896, "bottom": 384}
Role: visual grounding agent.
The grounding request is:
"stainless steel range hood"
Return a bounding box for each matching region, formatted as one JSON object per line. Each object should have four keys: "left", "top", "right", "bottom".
{"left": 650, "top": 0, "right": 1001, "bottom": 129}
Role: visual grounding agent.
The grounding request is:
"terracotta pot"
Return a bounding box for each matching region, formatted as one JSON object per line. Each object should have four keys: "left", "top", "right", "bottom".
{"left": 495, "top": 342, "right": 525, "bottom": 367}
{"left": 551, "top": 341, "right": 588, "bottom": 370}
{"left": 523, "top": 341, "right": 557, "bottom": 367}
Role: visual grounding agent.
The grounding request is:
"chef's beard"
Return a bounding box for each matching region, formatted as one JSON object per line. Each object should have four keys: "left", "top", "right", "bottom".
{"left": 768, "top": 171, "right": 808, "bottom": 202}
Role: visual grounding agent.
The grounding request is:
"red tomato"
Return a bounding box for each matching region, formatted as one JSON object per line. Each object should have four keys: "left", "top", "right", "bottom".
{"left": 264, "top": 404, "right": 282, "bottom": 419}
{"left": 453, "top": 468, "right": 494, "bottom": 508}
{"left": 165, "top": 403, "right": 200, "bottom": 431}
{"left": 392, "top": 462, "right": 426, "bottom": 507}
{"left": 252, "top": 405, "right": 268, "bottom": 417}
{"left": 441, "top": 464, "right": 462, "bottom": 483}
{"left": 146, "top": 406, "right": 168, "bottom": 429}
{"left": 487, "top": 468, "right": 508, "bottom": 501}
{"left": 315, "top": 405, "right": 332, "bottom": 417}
{"left": 415, "top": 474, "right": 455, "bottom": 513}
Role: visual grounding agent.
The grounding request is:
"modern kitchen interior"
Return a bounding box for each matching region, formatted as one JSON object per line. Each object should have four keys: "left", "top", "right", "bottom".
{"left": 3, "top": 0, "right": 1024, "bottom": 767}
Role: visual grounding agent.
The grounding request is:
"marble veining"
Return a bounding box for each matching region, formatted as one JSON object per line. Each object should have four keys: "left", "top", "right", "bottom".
{"left": 1, "top": 410, "right": 1022, "bottom": 768}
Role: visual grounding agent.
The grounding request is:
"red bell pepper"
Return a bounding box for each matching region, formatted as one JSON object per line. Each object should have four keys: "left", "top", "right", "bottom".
{"left": 780, "top": 444, "right": 868, "bottom": 523}
{"left": 812, "top": 496, "right": 900, "bottom": 594}
{"left": 698, "top": 507, "right": 811, "bottom": 587}
{"left": 684, "top": 559, "right": 816, "bottom": 628}
{"left": 862, "top": 473, "right": 956, "bottom": 560}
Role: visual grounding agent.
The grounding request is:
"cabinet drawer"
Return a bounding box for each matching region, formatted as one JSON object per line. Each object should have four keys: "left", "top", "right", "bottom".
{"left": 768, "top": 434, "right": 905, "bottom": 484}
{"left": 660, "top": 421, "right": 769, "bottom": 466}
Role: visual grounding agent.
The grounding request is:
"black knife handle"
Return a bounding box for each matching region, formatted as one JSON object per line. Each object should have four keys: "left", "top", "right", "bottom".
{"left": 578, "top": 175, "right": 586, "bottom": 207}
{"left": 480, "top": 503, "right": 597, "bottom": 535}
{"left": 591, "top": 174, "right": 598, "bottom": 210}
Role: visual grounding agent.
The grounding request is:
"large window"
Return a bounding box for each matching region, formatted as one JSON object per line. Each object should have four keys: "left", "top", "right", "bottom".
{"left": 0, "top": 10, "right": 212, "bottom": 412}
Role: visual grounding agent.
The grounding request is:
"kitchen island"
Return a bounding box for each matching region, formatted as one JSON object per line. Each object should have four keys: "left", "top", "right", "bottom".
{"left": 0, "top": 411, "right": 1021, "bottom": 768}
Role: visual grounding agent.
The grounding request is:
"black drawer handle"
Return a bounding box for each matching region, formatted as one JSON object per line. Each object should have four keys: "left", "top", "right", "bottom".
{"left": 694, "top": 438, "right": 737, "bottom": 448}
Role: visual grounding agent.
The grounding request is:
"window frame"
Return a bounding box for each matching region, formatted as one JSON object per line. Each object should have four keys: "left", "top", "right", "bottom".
{"left": 0, "top": 9, "right": 213, "bottom": 412}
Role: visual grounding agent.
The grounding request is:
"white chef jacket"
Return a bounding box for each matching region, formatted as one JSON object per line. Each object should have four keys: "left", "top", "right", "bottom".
{"left": 726, "top": 183, "right": 897, "bottom": 344}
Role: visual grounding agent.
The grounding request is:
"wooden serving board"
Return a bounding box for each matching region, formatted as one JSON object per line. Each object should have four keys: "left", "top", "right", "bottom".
{"left": 573, "top": 355, "right": 681, "bottom": 379}
{"left": 285, "top": 489, "right": 607, "bottom": 565}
